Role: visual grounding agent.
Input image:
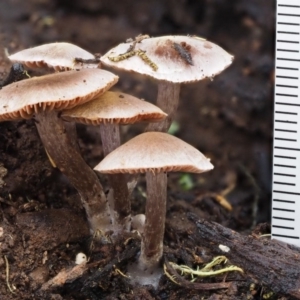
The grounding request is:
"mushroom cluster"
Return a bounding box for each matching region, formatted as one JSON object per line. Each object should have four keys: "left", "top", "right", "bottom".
{"left": 3, "top": 36, "right": 232, "bottom": 287}
{"left": 98, "top": 35, "right": 232, "bottom": 285}
{"left": 62, "top": 91, "right": 167, "bottom": 229}
{"left": 0, "top": 68, "right": 118, "bottom": 232}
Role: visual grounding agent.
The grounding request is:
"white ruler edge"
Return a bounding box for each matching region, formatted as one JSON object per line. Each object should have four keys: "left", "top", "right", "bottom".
{"left": 272, "top": 0, "right": 300, "bottom": 246}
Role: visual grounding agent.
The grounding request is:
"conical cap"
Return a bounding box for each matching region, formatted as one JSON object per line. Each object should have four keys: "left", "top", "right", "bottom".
{"left": 62, "top": 91, "right": 167, "bottom": 125}
{"left": 101, "top": 35, "right": 233, "bottom": 83}
{"left": 9, "top": 42, "right": 98, "bottom": 71}
{"left": 95, "top": 132, "right": 213, "bottom": 174}
{"left": 0, "top": 69, "right": 118, "bottom": 121}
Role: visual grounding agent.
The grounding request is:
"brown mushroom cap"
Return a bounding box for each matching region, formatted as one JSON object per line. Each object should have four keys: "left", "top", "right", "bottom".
{"left": 95, "top": 132, "right": 213, "bottom": 174}
{"left": 101, "top": 35, "right": 233, "bottom": 83}
{"left": 0, "top": 69, "right": 118, "bottom": 121}
{"left": 61, "top": 91, "right": 167, "bottom": 125}
{"left": 8, "top": 42, "right": 98, "bottom": 71}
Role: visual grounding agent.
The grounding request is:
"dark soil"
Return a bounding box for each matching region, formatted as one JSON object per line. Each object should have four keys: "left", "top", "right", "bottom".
{"left": 0, "top": 1, "right": 279, "bottom": 299}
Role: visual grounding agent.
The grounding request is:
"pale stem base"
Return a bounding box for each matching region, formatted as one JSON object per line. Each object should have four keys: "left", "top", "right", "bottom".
{"left": 127, "top": 172, "right": 167, "bottom": 288}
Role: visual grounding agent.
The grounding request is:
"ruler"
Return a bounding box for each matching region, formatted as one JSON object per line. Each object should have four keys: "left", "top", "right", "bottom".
{"left": 273, "top": 0, "right": 300, "bottom": 246}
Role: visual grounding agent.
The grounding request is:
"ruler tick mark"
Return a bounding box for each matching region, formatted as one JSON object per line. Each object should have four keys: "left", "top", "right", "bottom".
{"left": 276, "top": 102, "right": 300, "bottom": 107}
{"left": 274, "top": 199, "right": 295, "bottom": 203}
{"left": 277, "top": 22, "right": 300, "bottom": 26}
{"left": 277, "top": 40, "right": 299, "bottom": 44}
{"left": 275, "top": 111, "right": 298, "bottom": 115}
{"left": 277, "top": 31, "right": 299, "bottom": 35}
{"left": 275, "top": 146, "right": 300, "bottom": 151}
{"left": 275, "top": 120, "right": 297, "bottom": 124}
{"left": 272, "top": 225, "right": 294, "bottom": 230}
{"left": 273, "top": 190, "right": 300, "bottom": 195}
{"left": 278, "top": 13, "right": 300, "bottom": 17}
{"left": 276, "top": 76, "right": 298, "bottom": 80}
{"left": 276, "top": 66, "right": 299, "bottom": 70}
{"left": 274, "top": 155, "right": 296, "bottom": 159}
{"left": 273, "top": 181, "right": 295, "bottom": 186}
{"left": 275, "top": 93, "right": 298, "bottom": 97}
{"left": 275, "top": 138, "right": 297, "bottom": 142}
{"left": 278, "top": 4, "right": 300, "bottom": 7}
{"left": 274, "top": 164, "right": 296, "bottom": 168}
{"left": 274, "top": 173, "right": 296, "bottom": 177}
{"left": 273, "top": 216, "right": 295, "bottom": 221}
{"left": 278, "top": 4, "right": 300, "bottom": 8}
{"left": 275, "top": 129, "right": 297, "bottom": 133}
{"left": 277, "top": 49, "right": 299, "bottom": 53}
{"left": 277, "top": 58, "right": 300, "bottom": 62}
{"left": 272, "top": 234, "right": 299, "bottom": 239}
{"left": 273, "top": 207, "right": 295, "bottom": 212}
{"left": 276, "top": 84, "right": 298, "bottom": 88}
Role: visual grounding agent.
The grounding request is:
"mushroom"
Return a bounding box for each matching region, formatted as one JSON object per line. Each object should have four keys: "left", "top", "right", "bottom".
{"left": 8, "top": 42, "right": 102, "bottom": 151}
{"left": 100, "top": 35, "right": 233, "bottom": 132}
{"left": 131, "top": 214, "right": 146, "bottom": 234}
{"left": 62, "top": 91, "right": 167, "bottom": 230}
{"left": 0, "top": 68, "right": 118, "bottom": 233}
{"left": 8, "top": 42, "right": 100, "bottom": 71}
{"left": 94, "top": 132, "right": 213, "bottom": 286}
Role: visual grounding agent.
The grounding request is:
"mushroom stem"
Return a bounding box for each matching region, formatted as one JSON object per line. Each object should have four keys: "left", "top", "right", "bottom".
{"left": 99, "top": 123, "right": 121, "bottom": 156}
{"left": 64, "top": 121, "right": 80, "bottom": 153}
{"left": 35, "top": 110, "right": 112, "bottom": 233}
{"left": 139, "top": 171, "right": 167, "bottom": 269}
{"left": 146, "top": 81, "right": 180, "bottom": 132}
{"left": 99, "top": 123, "right": 130, "bottom": 229}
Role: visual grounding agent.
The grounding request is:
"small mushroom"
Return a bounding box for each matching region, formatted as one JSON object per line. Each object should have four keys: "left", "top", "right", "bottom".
{"left": 101, "top": 35, "right": 233, "bottom": 132}
{"left": 0, "top": 68, "right": 118, "bottom": 233}
{"left": 131, "top": 214, "right": 145, "bottom": 234}
{"left": 62, "top": 91, "right": 167, "bottom": 231}
{"left": 8, "top": 42, "right": 99, "bottom": 71}
{"left": 94, "top": 132, "right": 213, "bottom": 286}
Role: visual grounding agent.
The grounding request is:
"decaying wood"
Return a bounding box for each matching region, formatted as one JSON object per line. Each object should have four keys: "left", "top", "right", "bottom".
{"left": 40, "top": 263, "right": 88, "bottom": 292}
{"left": 186, "top": 213, "right": 300, "bottom": 299}
{"left": 81, "top": 237, "right": 140, "bottom": 291}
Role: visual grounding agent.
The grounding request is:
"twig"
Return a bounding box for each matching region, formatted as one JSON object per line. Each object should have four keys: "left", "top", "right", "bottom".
{"left": 4, "top": 255, "right": 16, "bottom": 294}
{"left": 113, "top": 265, "right": 129, "bottom": 278}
